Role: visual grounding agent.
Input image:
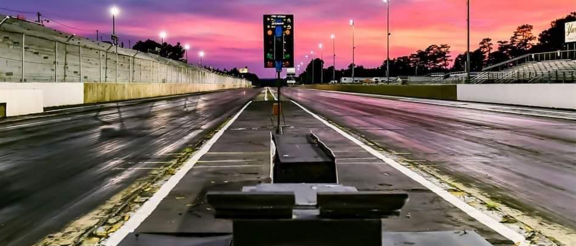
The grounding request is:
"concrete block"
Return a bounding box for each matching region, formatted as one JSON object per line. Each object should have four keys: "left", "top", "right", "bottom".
{"left": 0, "top": 89, "right": 43, "bottom": 116}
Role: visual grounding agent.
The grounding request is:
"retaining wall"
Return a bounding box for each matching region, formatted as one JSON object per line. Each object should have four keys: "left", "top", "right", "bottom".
{"left": 457, "top": 84, "right": 576, "bottom": 109}
{"left": 299, "top": 84, "right": 576, "bottom": 110}
{"left": 0, "top": 14, "right": 251, "bottom": 117}
{"left": 83, "top": 83, "right": 240, "bottom": 104}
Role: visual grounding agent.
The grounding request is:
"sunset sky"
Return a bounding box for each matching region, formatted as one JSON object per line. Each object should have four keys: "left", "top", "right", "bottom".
{"left": 1, "top": 0, "right": 574, "bottom": 77}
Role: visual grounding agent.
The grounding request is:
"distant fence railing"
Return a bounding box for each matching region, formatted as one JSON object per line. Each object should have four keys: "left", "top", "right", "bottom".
{"left": 472, "top": 70, "right": 576, "bottom": 83}
{"left": 0, "top": 15, "right": 249, "bottom": 87}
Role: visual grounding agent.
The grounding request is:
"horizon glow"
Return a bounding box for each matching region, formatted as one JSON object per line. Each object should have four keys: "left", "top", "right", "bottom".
{"left": 1, "top": 0, "right": 573, "bottom": 77}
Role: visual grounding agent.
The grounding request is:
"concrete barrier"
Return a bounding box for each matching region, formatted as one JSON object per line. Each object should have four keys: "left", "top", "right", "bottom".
{"left": 84, "top": 83, "right": 239, "bottom": 104}
{"left": 0, "top": 83, "right": 83, "bottom": 107}
{"left": 457, "top": 84, "right": 576, "bottom": 109}
{"left": 300, "top": 84, "right": 457, "bottom": 101}
{"left": 0, "top": 16, "right": 251, "bottom": 116}
{"left": 0, "top": 89, "right": 43, "bottom": 116}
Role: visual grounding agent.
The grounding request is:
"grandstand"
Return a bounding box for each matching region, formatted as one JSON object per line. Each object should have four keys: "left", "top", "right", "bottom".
{"left": 473, "top": 50, "right": 576, "bottom": 83}
{"left": 423, "top": 50, "right": 576, "bottom": 84}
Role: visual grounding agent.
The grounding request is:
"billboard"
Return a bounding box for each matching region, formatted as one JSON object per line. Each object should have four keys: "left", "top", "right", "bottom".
{"left": 263, "top": 15, "right": 295, "bottom": 68}
{"left": 566, "top": 21, "right": 576, "bottom": 43}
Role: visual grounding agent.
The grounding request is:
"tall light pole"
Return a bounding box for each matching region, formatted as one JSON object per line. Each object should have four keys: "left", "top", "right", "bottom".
{"left": 331, "top": 34, "right": 336, "bottom": 82}
{"left": 384, "top": 0, "right": 390, "bottom": 83}
{"left": 184, "top": 44, "right": 190, "bottom": 63}
{"left": 350, "top": 19, "right": 355, "bottom": 83}
{"left": 110, "top": 7, "right": 119, "bottom": 40}
{"left": 199, "top": 51, "right": 205, "bottom": 66}
{"left": 159, "top": 31, "right": 167, "bottom": 44}
{"left": 110, "top": 6, "right": 120, "bottom": 83}
{"left": 466, "top": 0, "right": 471, "bottom": 83}
{"left": 319, "top": 43, "right": 324, "bottom": 83}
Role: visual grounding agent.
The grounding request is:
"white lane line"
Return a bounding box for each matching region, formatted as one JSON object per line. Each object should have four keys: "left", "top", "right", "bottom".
{"left": 264, "top": 87, "right": 268, "bottom": 101}
{"left": 268, "top": 87, "right": 278, "bottom": 101}
{"left": 104, "top": 101, "right": 253, "bottom": 246}
{"left": 290, "top": 99, "right": 527, "bottom": 246}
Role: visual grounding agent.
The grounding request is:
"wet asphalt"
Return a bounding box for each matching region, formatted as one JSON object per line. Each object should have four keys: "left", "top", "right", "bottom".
{"left": 0, "top": 88, "right": 260, "bottom": 246}
{"left": 282, "top": 87, "right": 576, "bottom": 230}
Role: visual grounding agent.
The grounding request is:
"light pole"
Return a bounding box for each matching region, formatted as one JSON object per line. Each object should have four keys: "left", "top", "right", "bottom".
{"left": 110, "top": 7, "right": 119, "bottom": 40}
{"left": 184, "top": 44, "right": 190, "bottom": 63}
{"left": 319, "top": 43, "right": 324, "bottom": 83}
{"left": 466, "top": 0, "right": 471, "bottom": 83}
{"left": 199, "top": 51, "right": 205, "bottom": 66}
{"left": 350, "top": 19, "right": 355, "bottom": 83}
{"left": 384, "top": 0, "right": 390, "bottom": 83}
{"left": 159, "top": 31, "right": 167, "bottom": 44}
{"left": 110, "top": 6, "right": 120, "bottom": 83}
{"left": 331, "top": 34, "right": 336, "bottom": 82}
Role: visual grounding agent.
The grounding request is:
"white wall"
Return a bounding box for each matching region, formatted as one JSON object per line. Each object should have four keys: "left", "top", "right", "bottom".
{"left": 0, "top": 89, "right": 43, "bottom": 116}
{"left": 0, "top": 83, "right": 84, "bottom": 107}
{"left": 457, "top": 84, "right": 576, "bottom": 109}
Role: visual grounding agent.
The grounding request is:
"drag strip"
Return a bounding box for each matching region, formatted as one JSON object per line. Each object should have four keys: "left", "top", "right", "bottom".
{"left": 0, "top": 88, "right": 260, "bottom": 246}
{"left": 282, "top": 87, "right": 576, "bottom": 238}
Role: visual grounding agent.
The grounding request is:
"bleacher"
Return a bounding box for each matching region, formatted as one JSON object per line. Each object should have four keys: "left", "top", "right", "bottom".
{"left": 472, "top": 59, "right": 576, "bottom": 83}
{"left": 472, "top": 50, "right": 576, "bottom": 84}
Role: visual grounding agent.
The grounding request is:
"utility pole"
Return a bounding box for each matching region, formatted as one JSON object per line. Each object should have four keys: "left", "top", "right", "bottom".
{"left": 386, "top": 0, "right": 390, "bottom": 84}
{"left": 96, "top": 30, "right": 99, "bottom": 41}
{"left": 36, "top": 12, "right": 42, "bottom": 25}
{"left": 350, "top": 19, "right": 355, "bottom": 83}
{"left": 466, "top": 0, "right": 471, "bottom": 84}
{"left": 331, "top": 34, "right": 336, "bottom": 82}
{"left": 319, "top": 43, "right": 324, "bottom": 83}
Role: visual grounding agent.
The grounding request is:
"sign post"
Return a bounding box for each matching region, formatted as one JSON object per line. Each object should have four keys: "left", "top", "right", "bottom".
{"left": 264, "top": 14, "right": 294, "bottom": 134}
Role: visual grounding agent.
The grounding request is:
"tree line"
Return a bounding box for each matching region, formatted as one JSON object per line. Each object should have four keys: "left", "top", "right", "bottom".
{"left": 299, "top": 12, "right": 576, "bottom": 83}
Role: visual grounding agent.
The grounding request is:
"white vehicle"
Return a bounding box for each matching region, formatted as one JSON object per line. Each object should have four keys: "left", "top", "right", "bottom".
{"left": 329, "top": 80, "right": 338, "bottom": 84}
{"left": 287, "top": 79, "right": 296, "bottom": 84}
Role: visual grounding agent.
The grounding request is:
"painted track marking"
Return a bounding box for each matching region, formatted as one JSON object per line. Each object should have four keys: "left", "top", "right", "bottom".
{"left": 104, "top": 101, "right": 253, "bottom": 246}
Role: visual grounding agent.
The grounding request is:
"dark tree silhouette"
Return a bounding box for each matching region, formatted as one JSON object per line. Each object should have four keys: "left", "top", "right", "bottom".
{"left": 295, "top": 11, "right": 574, "bottom": 81}
{"left": 479, "top": 38, "right": 493, "bottom": 66}
{"left": 533, "top": 12, "right": 576, "bottom": 52}
{"left": 132, "top": 39, "right": 186, "bottom": 62}
{"left": 508, "top": 24, "right": 537, "bottom": 57}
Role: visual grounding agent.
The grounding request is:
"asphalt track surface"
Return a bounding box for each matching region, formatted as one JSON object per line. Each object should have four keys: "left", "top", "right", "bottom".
{"left": 282, "top": 87, "right": 576, "bottom": 231}
{"left": 119, "top": 92, "right": 510, "bottom": 246}
{"left": 0, "top": 88, "right": 260, "bottom": 246}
